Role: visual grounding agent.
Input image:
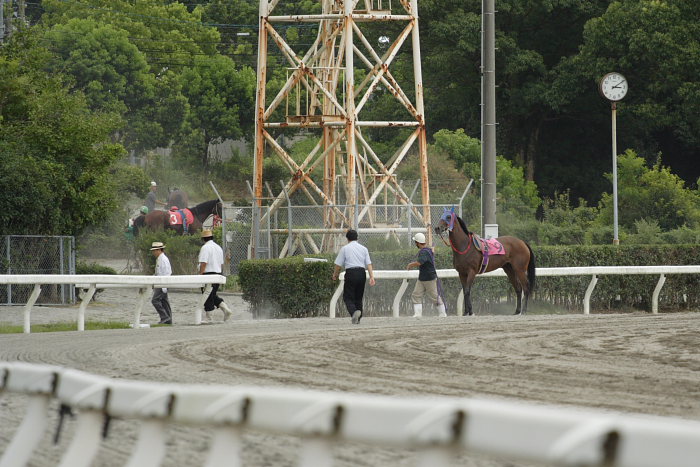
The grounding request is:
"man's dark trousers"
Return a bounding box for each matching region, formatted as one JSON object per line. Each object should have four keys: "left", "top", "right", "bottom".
{"left": 152, "top": 288, "right": 172, "bottom": 323}
{"left": 343, "top": 268, "right": 366, "bottom": 316}
{"left": 203, "top": 272, "right": 223, "bottom": 312}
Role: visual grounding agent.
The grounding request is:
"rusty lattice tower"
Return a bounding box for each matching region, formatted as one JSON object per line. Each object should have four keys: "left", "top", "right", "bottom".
{"left": 252, "top": 0, "right": 431, "bottom": 255}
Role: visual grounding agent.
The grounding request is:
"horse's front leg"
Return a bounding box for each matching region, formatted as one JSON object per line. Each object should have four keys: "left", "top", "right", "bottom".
{"left": 460, "top": 272, "right": 476, "bottom": 316}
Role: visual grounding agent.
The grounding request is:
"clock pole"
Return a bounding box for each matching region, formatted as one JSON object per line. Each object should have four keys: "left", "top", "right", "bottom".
{"left": 611, "top": 101, "right": 619, "bottom": 245}
{"left": 600, "top": 72, "right": 626, "bottom": 245}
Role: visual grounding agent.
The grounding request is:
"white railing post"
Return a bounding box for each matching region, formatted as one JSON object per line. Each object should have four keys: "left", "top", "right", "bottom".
{"left": 0, "top": 395, "right": 51, "bottom": 467}
{"left": 124, "top": 420, "right": 167, "bottom": 467}
{"left": 393, "top": 279, "right": 409, "bottom": 317}
{"left": 77, "top": 284, "right": 96, "bottom": 331}
{"left": 329, "top": 281, "right": 343, "bottom": 318}
{"left": 22, "top": 284, "right": 41, "bottom": 334}
{"left": 57, "top": 410, "right": 103, "bottom": 467}
{"left": 298, "top": 438, "right": 334, "bottom": 467}
{"left": 583, "top": 275, "right": 598, "bottom": 315}
{"left": 204, "top": 427, "right": 243, "bottom": 467}
{"left": 652, "top": 274, "right": 666, "bottom": 314}
{"left": 133, "top": 287, "right": 150, "bottom": 328}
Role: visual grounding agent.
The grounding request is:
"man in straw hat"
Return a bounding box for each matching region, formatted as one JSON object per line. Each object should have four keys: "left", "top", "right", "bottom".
{"left": 406, "top": 232, "right": 447, "bottom": 317}
{"left": 150, "top": 241, "right": 173, "bottom": 324}
{"left": 198, "top": 229, "right": 232, "bottom": 322}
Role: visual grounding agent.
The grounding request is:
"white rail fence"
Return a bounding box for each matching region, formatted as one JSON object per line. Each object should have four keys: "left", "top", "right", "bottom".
{"left": 1, "top": 361, "right": 699, "bottom": 467}
{"left": 330, "top": 266, "right": 700, "bottom": 317}
{"left": 0, "top": 275, "right": 227, "bottom": 333}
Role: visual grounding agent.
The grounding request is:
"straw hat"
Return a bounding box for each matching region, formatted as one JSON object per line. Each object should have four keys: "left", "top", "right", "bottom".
{"left": 200, "top": 229, "right": 213, "bottom": 238}
{"left": 150, "top": 241, "right": 165, "bottom": 251}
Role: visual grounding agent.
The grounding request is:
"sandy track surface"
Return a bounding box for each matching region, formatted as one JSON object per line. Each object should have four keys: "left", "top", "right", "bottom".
{"left": 2, "top": 297, "right": 700, "bottom": 466}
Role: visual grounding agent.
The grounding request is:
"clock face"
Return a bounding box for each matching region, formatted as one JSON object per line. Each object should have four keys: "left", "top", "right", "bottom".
{"left": 600, "top": 72, "right": 628, "bottom": 101}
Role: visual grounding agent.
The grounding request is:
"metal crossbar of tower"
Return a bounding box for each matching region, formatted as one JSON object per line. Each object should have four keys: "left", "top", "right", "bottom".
{"left": 252, "top": 0, "right": 431, "bottom": 256}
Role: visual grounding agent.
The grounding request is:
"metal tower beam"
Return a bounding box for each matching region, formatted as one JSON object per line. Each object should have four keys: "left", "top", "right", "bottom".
{"left": 252, "top": 0, "right": 432, "bottom": 256}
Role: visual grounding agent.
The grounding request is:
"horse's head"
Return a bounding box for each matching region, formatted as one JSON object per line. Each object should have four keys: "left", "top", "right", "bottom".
{"left": 435, "top": 207, "right": 456, "bottom": 235}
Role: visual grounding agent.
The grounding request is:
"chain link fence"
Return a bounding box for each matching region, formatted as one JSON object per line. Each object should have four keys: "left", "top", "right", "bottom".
{"left": 221, "top": 204, "right": 456, "bottom": 272}
{"left": 1, "top": 236, "right": 76, "bottom": 305}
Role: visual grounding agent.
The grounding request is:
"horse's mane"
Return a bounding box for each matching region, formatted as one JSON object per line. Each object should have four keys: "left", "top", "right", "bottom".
{"left": 455, "top": 215, "right": 471, "bottom": 235}
{"left": 191, "top": 199, "right": 219, "bottom": 214}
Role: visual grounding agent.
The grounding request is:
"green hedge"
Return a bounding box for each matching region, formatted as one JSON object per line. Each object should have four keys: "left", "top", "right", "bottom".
{"left": 239, "top": 244, "right": 700, "bottom": 317}
{"left": 239, "top": 257, "right": 335, "bottom": 318}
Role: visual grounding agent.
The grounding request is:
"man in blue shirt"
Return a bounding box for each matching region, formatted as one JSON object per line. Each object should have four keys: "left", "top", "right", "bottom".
{"left": 332, "top": 229, "right": 375, "bottom": 324}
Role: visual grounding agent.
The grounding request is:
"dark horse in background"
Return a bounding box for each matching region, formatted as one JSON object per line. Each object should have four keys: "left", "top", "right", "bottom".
{"left": 143, "top": 199, "right": 222, "bottom": 235}
{"left": 434, "top": 208, "right": 536, "bottom": 316}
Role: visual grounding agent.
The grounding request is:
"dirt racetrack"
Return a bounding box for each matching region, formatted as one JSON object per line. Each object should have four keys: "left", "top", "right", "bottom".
{"left": 2, "top": 291, "right": 700, "bottom": 466}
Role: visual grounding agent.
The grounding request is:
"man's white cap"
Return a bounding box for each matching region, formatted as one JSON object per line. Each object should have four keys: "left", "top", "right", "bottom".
{"left": 412, "top": 232, "right": 426, "bottom": 243}
{"left": 150, "top": 181, "right": 157, "bottom": 187}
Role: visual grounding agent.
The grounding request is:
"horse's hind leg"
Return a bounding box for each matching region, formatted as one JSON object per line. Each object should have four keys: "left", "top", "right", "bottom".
{"left": 515, "top": 266, "right": 532, "bottom": 315}
{"left": 503, "top": 264, "right": 523, "bottom": 315}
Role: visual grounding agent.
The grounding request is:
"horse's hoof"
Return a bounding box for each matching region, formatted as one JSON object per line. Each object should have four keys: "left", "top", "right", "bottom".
{"left": 514, "top": 311, "right": 521, "bottom": 315}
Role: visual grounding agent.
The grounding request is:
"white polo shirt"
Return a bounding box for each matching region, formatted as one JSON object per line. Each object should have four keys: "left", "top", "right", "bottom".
{"left": 198, "top": 240, "right": 224, "bottom": 273}
{"left": 155, "top": 253, "right": 172, "bottom": 293}
{"left": 335, "top": 241, "right": 372, "bottom": 270}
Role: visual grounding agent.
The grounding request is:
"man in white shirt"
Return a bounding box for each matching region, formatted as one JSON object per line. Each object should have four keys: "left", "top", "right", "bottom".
{"left": 150, "top": 241, "right": 172, "bottom": 324}
{"left": 198, "top": 229, "right": 232, "bottom": 322}
{"left": 332, "top": 229, "right": 375, "bottom": 324}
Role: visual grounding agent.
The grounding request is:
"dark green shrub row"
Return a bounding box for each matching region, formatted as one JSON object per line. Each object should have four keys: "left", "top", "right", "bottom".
{"left": 76, "top": 262, "right": 117, "bottom": 275}
{"left": 238, "top": 257, "right": 335, "bottom": 318}
{"left": 239, "top": 244, "right": 700, "bottom": 317}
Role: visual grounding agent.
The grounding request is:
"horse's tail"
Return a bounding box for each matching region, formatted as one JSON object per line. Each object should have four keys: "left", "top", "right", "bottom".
{"left": 526, "top": 242, "right": 536, "bottom": 293}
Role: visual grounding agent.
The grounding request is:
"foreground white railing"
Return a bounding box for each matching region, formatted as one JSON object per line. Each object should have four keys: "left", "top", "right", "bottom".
{"left": 1, "top": 362, "right": 699, "bottom": 467}
{"left": 330, "top": 266, "right": 700, "bottom": 317}
{"left": 0, "top": 274, "right": 227, "bottom": 333}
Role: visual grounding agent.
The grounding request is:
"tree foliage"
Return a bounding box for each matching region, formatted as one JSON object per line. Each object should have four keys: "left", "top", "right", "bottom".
{"left": 0, "top": 43, "right": 126, "bottom": 236}
{"left": 596, "top": 150, "right": 700, "bottom": 231}
{"left": 432, "top": 129, "right": 540, "bottom": 216}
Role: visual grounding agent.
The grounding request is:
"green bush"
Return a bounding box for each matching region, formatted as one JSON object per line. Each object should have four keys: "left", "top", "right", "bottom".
{"left": 239, "top": 244, "right": 700, "bottom": 317}
{"left": 76, "top": 262, "right": 118, "bottom": 275}
{"left": 239, "top": 257, "right": 335, "bottom": 318}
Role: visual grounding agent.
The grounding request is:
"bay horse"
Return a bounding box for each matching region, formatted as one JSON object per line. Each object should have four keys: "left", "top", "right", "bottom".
{"left": 143, "top": 199, "right": 222, "bottom": 235}
{"left": 434, "top": 208, "right": 536, "bottom": 315}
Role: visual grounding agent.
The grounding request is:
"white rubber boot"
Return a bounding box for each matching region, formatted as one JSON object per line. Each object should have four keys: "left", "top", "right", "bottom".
{"left": 437, "top": 303, "right": 447, "bottom": 317}
{"left": 220, "top": 301, "right": 232, "bottom": 321}
{"left": 412, "top": 303, "right": 423, "bottom": 317}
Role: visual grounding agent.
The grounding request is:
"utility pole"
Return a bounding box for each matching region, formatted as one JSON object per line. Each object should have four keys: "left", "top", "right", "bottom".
{"left": 481, "top": 0, "right": 498, "bottom": 238}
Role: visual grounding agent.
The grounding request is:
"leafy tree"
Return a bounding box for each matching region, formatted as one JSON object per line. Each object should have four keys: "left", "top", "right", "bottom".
{"left": 596, "top": 150, "right": 700, "bottom": 232}
{"left": 175, "top": 54, "right": 256, "bottom": 170}
{"left": 0, "top": 45, "right": 126, "bottom": 236}
{"left": 418, "top": 0, "right": 610, "bottom": 188}
{"left": 432, "top": 129, "right": 540, "bottom": 216}
{"left": 40, "top": 0, "right": 222, "bottom": 152}
{"left": 537, "top": 191, "right": 598, "bottom": 245}
{"left": 548, "top": 0, "right": 700, "bottom": 199}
